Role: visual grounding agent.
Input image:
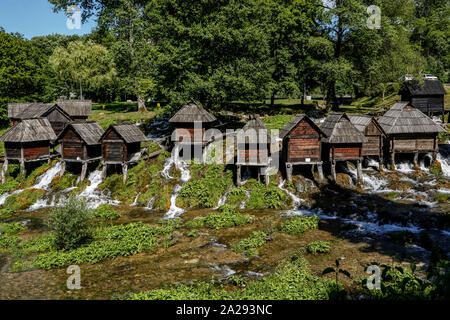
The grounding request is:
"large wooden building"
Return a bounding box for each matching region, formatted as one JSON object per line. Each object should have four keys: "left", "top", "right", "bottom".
{"left": 9, "top": 103, "right": 72, "bottom": 136}
{"left": 280, "top": 114, "right": 325, "bottom": 183}
{"left": 378, "top": 102, "right": 445, "bottom": 168}
{"left": 348, "top": 115, "right": 386, "bottom": 169}
{"left": 236, "top": 115, "right": 272, "bottom": 186}
{"left": 169, "top": 102, "right": 216, "bottom": 163}
{"left": 320, "top": 113, "right": 368, "bottom": 183}
{"left": 0, "top": 118, "right": 57, "bottom": 182}
{"left": 100, "top": 123, "right": 148, "bottom": 182}
{"left": 56, "top": 99, "right": 92, "bottom": 121}
{"left": 400, "top": 80, "right": 447, "bottom": 119}
{"left": 58, "top": 121, "right": 104, "bottom": 181}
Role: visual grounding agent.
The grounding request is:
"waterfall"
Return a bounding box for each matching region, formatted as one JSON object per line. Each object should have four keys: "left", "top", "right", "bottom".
{"left": 162, "top": 155, "right": 191, "bottom": 219}
{"left": 165, "top": 185, "right": 185, "bottom": 219}
{"left": 239, "top": 190, "right": 250, "bottom": 209}
{"left": 146, "top": 196, "right": 155, "bottom": 210}
{"left": 214, "top": 192, "right": 229, "bottom": 209}
{"left": 131, "top": 192, "right": 141, "bottom": 206}
{"left": 79, "top": 170, "right": 118, "bottom": 209}
{"left": 395, "top": 162, "right": 414, "bottom": 173}
{"left": 278, "top": 179, "right": 303, "bottom": 208}
{"left": 437, "top": 142, "right": 450, "bottom": 178}
{"left": 0, "top": 161, "right": 62, "bottom": 205}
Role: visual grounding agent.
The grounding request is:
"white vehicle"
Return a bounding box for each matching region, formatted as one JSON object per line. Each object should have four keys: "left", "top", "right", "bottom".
{"left": 424, "top": 74, "right": 438, "bottom": 80}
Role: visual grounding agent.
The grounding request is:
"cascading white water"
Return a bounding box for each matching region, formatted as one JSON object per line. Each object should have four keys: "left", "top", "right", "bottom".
{"left": 437, "top": 152, "right": 450, "bottom": 178}
{"left": 146, "top": 196, "right": 156, "bottom": 210}
{"left": 395, "top": 162, "right": 414, "bottom": 173}
{"left": 131, "top": 192, "right": 141, "bottom": 206}
{"left": 278, "top": 179, "right": 303, "bottom": 208}
{"left": 79, "top": 170, "right": 118, "bottom": 209}
{"left": 0, "top": 161, "right": 63, "bottom": 205}
{"left": 162, "top": 156, "right": 191, "bottom": 219}
{"left": 239, "top": 190, "right": 250, "bottom": 209}
{"left": 165, "top": 185, "right": 185, "bottom": 219}
{"left": 214, "top": 192, "right": 229, "bottom": 210}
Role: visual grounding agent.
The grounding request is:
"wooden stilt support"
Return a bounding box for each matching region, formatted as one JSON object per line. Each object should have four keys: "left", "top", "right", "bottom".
{"left": 101, "top": 161, "right": 107, "bottom": 180}
{"left": 59, "top": 161, "right": 66, "bottom": 178}
{"left": 257, "top": 167, "right": 261, "bottom": 183}
{"left": 357, "top": 159, "right": 363, "bottom": 186}
{"left": 236, "top": 165, "right": 241, "bottom": 186}
{"left": 413, "top": 152, "right": 419, "bottom": 168}
{"left": 80, "top": 162, "right": 87, "bottom": 181}
{"left": 20, "top": 160, "right": 26, "bottom": 178}
{"left": 264, "top": 167, "right": 269, "bottom": 186}
{"left": 202, "top": 146, "right": 207, "bottom": 164}
{"left": 318, "top": 163, "right": 324, "bottom": 184}
{"left": 379, "top": 156, "right": 384, "bottom": 172}
{"left": 122, "top": 163, "right": 128, "bottom": 183}
{"left": 286, "top": 163, "right": 293, "bottom": 182}
{"left": 391, "top": 151, "right": 395, "bottom": 170}
{"left": 1, "top": 159, "right": 8, "bottom": 184}
{"left": 331, "top": 160, "right": 336, "bottom": 181}
{"left": 432, "top": 152, "right": 437, "bottom": 163}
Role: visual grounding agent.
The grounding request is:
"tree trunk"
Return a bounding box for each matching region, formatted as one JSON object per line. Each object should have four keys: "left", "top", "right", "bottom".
{"left": 138, "top": 95, "right": 147, "bottom": 112}
{"left": 270, "top": 94, "right": 275, "bottom": 106}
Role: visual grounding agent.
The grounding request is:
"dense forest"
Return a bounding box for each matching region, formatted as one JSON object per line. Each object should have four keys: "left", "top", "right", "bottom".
{"left": 0, "top": 0, "right": 448, "bottom": 124}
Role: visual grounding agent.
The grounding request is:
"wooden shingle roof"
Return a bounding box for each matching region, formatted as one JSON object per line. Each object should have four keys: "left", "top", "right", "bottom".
{"left": 0, "top": 118, "right": 57, "bottom": 143}
{"left": 403, "top": 80, "right": 447, "bottom": 96}
{"left": 169, "top": 102, "right": 217, "bottom": 123}
{"left": 59, "top": 121, "right": 104, "bottom": 145}
{"left": 321, "top": 113, "right": 368, "bottom": 144}
{"left": 101, "top": 123, "right": 148, "bottom": 143}
{"left": 279, "top": 114, "right": 325, "bottom": 139}
{"left": 378, "top": 102, "right": 446, "bottom": 135}
{"left": 348, "top": 115, "right": 386, "bottom": 136}
{"left": 8, "top": 103, "right": 32, "bottom": 118}
{"left": 56, "top": 100, "right": 92, "bottom": 117}
{"left": 237, "top": 115, "right": 272, "bottom": 143}
{"left": 13, "top": 103, "right": 72, "bottom": 121}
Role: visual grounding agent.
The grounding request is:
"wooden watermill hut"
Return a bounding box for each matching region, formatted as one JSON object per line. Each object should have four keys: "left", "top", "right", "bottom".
{"left": 10, "top": 103, "right": 72, "bottom": 136}
{"left": 168, "top": 101, "right": 216, "bottom": 163}
{"left": 57, "top": 121, "right": 104, "bottom": 181}
{"left": 0, "top": 118, "right": 57, "bottom": 182}
{"left": 280, "top": 114, "right": 326, "bottom": 183}
{"left": 348, "top": 115, "right": 386, "bottom": 169}
{"left": 400, "top": 80, "right": 447, "bottom": 119}
{"left": 236, "top": 115, "right": 272, "bottom": 186}
{"left": 56, "top": 100, "right": 92, "bottom": 121}
{"left": 320, "top": 113, "right": 368, "bottom": 183}
{"left": 99, "top": 123, "right": 148, "bottom": 182}
{"left": 378, "top": 102, "right": 445, "bottom": 168}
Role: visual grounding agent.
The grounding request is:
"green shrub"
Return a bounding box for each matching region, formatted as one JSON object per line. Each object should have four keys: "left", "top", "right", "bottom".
{"left": 0, "top": 235, "right": 19, "bottom": 249}
{"left": 0, "top": 180, "right": 19, "bottom": 195}
{"left": 245, "top": 180, "right": 289, "bottom": 209}
{"left": 34, "top": 222, "right": 171, "bottom": 269}
{"left": 233, "top": 231, "right": 269, "bottom": 256}
{"left": 186, "top": 205, "right": 252, "bottom": 229}
{"left": 307, "top": 241, "right": 331, "bottom": 254}
{"left": 280, "top": 216, "right": 319, "bottom": 235}
{"left": 93, "top": 204, "right": 121, "bottom": 220}
{"left": 52, "top": 173, "right": 77, "bottom": 191}
{"left": 47, "top": 197, "right": 94, "bottom": 250}
{"left": 436, "top": 193, "right": 448, "bottom": 203}
{"left": 429, "top": 161, "right": 442, "bottom": 176}
{"left": 0, "top": 207, "right": 15, "bottom": 217}
{"left": 227, "top": 187, "right": 247, "bottom": 207}
{"left": 187, "top": 229, "right": 199, "bottom": 238}
{"left": 0, "top": 222, "right": 25, "bottom": 235}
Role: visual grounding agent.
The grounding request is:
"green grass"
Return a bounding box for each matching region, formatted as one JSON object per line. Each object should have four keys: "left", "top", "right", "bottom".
{"left": 90, "top": 102, "right": 155, "bottom": 129}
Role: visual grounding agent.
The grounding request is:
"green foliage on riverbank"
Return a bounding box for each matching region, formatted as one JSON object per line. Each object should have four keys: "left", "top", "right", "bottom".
{"left": 93, "top": 204, "right": 121, "bottom": 220}
{"left": 186, "top": 205, "right": 252, "bottom": 230}
{"left": 3, "top": 189, "right": 45, "bottom": 212}
{"left": 280, "top": 216, "right": 319, "bottom": 235}
{"left": 233, "top": 231, "right": 270, "bottom": 257}
{"left": 245, "top": 179, "right": 289, "bottom": 210}
{"left": 125, "top": 256, "right": 341, "bottom": 300}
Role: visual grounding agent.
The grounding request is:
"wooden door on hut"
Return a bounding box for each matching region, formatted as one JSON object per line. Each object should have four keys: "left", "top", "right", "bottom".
{"left": 320, "top": 113, "right": 368, "bottom": 183}
{"left": 57, "top": 121, "right": 104, "bottom": 181}
{"left": 280, "top": 114, "right": 326, "bottom": 183}
{"left": 0, "top": 118, "right": 57, "bottom": 182}
{"left": 100, "top": 123, "right": 148, "bottom": 182}
{"left": 348, "top": 115, "right": 386, "bottom": 169}
{"left": 378, "top": 102, "right": 445, "bottom": 168}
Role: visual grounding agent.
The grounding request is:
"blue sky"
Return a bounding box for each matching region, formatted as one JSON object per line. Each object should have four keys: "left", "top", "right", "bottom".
{"left": 0, "top": 0, "right": 96, "bottom": 39}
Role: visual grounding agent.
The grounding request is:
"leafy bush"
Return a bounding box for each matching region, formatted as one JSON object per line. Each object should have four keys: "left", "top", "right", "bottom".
{"left": 233, "top": 231, "right": 269, "bottom": 256}
{"left": 227, "top": 187, "right": 247, "bottom": 207}
{"left": 34, "top": 222, "right": 172, "bottom": 269}
{"left": 179, "top": 165, "right": 233, "bottom": 208}
{"left": 52, "top": 173, "right": 77, "bottom": 191}
{"left": 429, "top": 161, "right": 442, "bottom": 176}
{"left": 0, "top": 180, "right": 19, "bottom": 195}
{"left": 0, "top": 222, "right": 25, "bottom": 235}
{"left": 280, "top": 216, "right": 319, "bottom": 235}
{"left": 307, "top": 241, "right": 331, "bottom": 254}
{"left": 187, "top": 229, "right": 199, "bottom": 238}
{"left": 0, "top": 235, "right": 19, "bottom": 249}
{"left": 93, "top": 204, "right": 120, "bottom": 220}
{"left": 186, "top": 205, "right": 252, "bottom": 229}
{"left": 126, "top": 257, "right": 340, "bottom": 300}
{"left": 245, "top": 180, "right": 289, "bottom": 209}
{"left": 47, "top": 197, "right": 94, "bottom": 250}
